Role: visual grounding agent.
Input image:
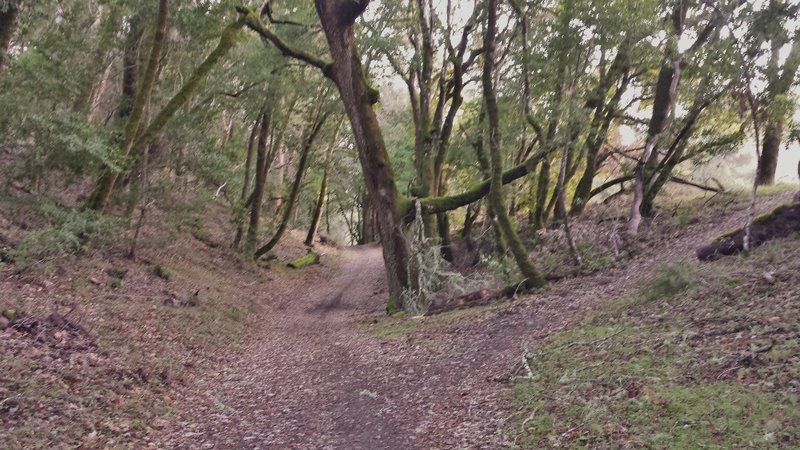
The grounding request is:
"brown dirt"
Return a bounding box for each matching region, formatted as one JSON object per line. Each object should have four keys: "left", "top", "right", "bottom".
{"left": 152, "top": 191, "right": 798, "bottom": 449}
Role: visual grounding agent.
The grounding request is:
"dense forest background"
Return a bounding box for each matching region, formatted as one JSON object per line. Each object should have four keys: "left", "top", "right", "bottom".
{"left": 1, "top": 0, "right": 799, "bottom": 447}
{"left": 0, "top": 0, "right": 798, "bottom": 306}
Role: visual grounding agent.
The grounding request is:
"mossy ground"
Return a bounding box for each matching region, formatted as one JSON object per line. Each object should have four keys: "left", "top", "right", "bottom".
{"left": 506, "top": 236, "right": 800, "bottom": 448}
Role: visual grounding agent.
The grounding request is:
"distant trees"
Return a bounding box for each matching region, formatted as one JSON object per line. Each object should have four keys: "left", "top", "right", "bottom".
{"left": 749, "top": 2, "right": 800, "bottom": 186}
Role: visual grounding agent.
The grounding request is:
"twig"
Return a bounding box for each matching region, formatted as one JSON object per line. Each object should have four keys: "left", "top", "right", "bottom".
{"left": 521, "top": 408, "right": 539, "bottom": 429}
{"left": 559, "top": 328, "right": 624, "bottom": 350}
{"left": 717, "top": 365, "right": 740, "bottom": 381}
{"left": 520, "top": 351, "right": 534, "bottom": 379}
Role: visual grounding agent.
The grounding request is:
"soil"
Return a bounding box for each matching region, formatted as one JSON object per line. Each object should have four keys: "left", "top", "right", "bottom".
{"left": 697, "top": 201, "right": 800, "bottom": 260}
{"left": 152, "top": 191, "right": 798, "bottom": 449}
{"left": 2, "top": 189, "right": 795, "bottom": 448}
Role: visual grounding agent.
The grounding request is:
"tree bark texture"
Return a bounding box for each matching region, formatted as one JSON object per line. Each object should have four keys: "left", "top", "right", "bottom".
{"left": 483, "top": 0, "right": 544, "bottom": 289}
{"left": 315, "top": 0, "right": 411, "bottom": 303}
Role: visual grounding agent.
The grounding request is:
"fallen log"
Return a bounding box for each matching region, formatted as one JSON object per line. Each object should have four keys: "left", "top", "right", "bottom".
{"left": 697, "top": 202, "right": 800, "bottom": 261}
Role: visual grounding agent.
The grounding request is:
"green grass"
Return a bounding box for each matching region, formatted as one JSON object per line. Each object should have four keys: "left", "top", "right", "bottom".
{"left": 507, "top": 237, "right": 800, "bottom": 448}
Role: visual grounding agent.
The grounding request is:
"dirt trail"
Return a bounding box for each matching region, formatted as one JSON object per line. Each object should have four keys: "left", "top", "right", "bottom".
{"left": 155, "top": 193, "right": 795, "bottom": 449}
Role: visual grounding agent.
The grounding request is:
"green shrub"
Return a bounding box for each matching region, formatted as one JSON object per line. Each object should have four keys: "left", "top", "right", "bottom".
{"left": 642, "top": 263, "right": 696, "bottom": 302}
{"left": 576, "top": 241, "right": 615, "bottom": 272}
{"left": 10, "top": 206, "right": 121, "bottom": 270}
{"left": 480, "top": 254, "right": 523, "bottom": 287}
{"left": 153, "top": 265, "right": 173, "bottom": 281}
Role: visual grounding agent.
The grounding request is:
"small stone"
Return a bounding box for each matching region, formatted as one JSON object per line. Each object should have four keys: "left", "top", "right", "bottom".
{"left": 0, "top": 316, "right": 9, "bottom": 330}
{"left": 762, "top": 272, "right": 776, "bottom": 283}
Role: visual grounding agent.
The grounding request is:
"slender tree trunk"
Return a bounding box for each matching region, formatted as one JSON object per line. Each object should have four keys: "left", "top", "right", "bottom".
{"left": 305, "top": 162, "right": 329, "bottom": 246}
{"left": 305, "top": 120, "right": 341, "bottom": 246}
{"left": 628, "top": 61, "right": 680, "bottom": 235}
{"left": 628, "top": 4, "right": 686, "bottom": 235}
{"left": 245, "top": 112, "right": 270, "bottom": 253}
{"left": 483, "top": 0, "right": 544, "bottom": 289}
{"left": 119, "top": 14, "right": 143, "bottom": 120}
{"left": 234, "top": 117, "right": 261, "bottom": 249}
{"left": 255, "top": 113, "right": 328, "bottom": 258}
{"left": 315, "top": 0, "right": 411, "bottom": 305}
{"left": 471, "top": 108, "right": 506, "bottom": 252}
{"left": 532, "top": 159, "right": 551, "bottom": 230}
{"left": 128, "top": 142, "right": 150, "bottom": 259}
{"left": 556, "top": 103, "right": 581, "bottom": 267}
{"left": 0, "top": 2, "right": 19, "bottom": 72}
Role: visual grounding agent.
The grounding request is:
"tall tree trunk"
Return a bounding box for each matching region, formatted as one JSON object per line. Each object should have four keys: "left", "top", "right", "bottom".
{"left": 245, "top": 112, "right": 270, "bottom": 253}
{"left": 483, "top": 0, "right": 544, "bottom": 289}
{"left": 89, "top": 0, "right": 169, "bottom": 211}
{"left": 305, "top": 119, "right": 341, "bottom": 246}
{"left": 119, "top": 14, "right": 143, "bottom": 120}
{"left": 234, "top": 117, "right": 261, "bottom": 249}
{"left": 315, "top": 0, "right": 411, "bottom": 305}
{"left": 255, "top": 112, "right": 328, "bottom": 258}
{"left": 628, "top": 4, "right": 686, "bottom": 235}
{"left": 0, "top": 2, "right": 19, "bottom": 72}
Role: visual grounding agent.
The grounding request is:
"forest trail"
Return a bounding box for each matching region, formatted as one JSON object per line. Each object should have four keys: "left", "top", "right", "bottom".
{"left": 155, "top": 192, "right": 794, "bottom": 449}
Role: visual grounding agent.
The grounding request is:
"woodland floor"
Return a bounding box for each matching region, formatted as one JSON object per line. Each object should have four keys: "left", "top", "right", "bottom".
{"left": 153, "top": 190, "right": 797, "bottom": 449}
{"left": 1, "top": 188, "right": 798, "bottom": 449}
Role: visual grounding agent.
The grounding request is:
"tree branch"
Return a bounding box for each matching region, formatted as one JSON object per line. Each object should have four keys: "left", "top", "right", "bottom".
{"left": 415, "top": 144, "right": 557, "bottom": 217}
{"left": 236, "top": 6, "right": 331, "bottom": 76}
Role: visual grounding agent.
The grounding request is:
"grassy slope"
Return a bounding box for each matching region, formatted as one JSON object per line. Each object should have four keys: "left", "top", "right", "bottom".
{"left": 507, "top": 236, "right": 800, "bottom": 448}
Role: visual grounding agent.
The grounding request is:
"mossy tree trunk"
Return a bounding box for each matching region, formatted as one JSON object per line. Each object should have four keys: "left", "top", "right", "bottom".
{"left": 315, "top": 0, "right": 412, "bottom": 304}
{"left": 89, "top": 0, "right": 169, "bottom": 211}
{"left": 89, "top": 11, "right": 245, "bottom": 211}
{"left": 483, "top": 0, "right": 544, "bottom": 289}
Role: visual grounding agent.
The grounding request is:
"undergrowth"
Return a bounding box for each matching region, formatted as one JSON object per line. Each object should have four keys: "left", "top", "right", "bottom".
{"left": 507, "top": 236, "right": 800, "bottom": 448}
{"left": 5, "top": 198, "right": 122, "bottom": 271}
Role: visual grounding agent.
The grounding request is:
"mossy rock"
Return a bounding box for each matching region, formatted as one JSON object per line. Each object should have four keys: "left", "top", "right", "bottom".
{"left": 287, "top": 251, "right": 320, "bottom": 269}
{"left": 2, "top": 309, "right": 16, "bottom": 321}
